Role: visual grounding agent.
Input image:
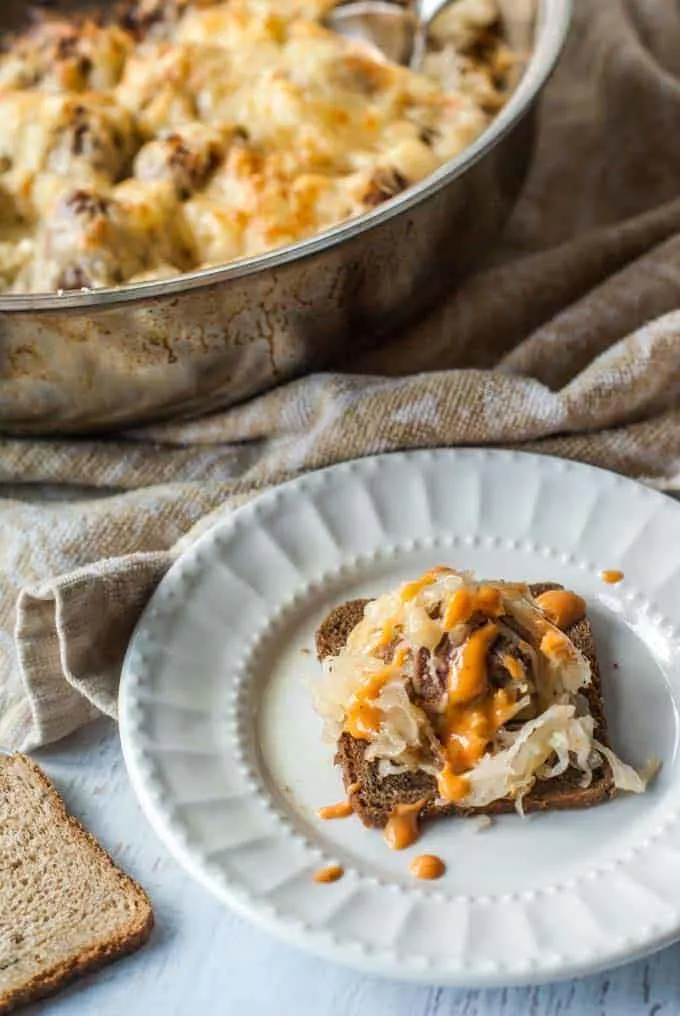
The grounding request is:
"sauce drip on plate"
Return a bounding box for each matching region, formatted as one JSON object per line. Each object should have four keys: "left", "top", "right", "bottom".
{"left": 317, "top": 800, "right": 353, "bottom": 820}
{"left": 313, "top": 865, "right": 344, "bottom": 884}
{"left": 383, "top": 800, "right": 425, "bottom": 850}
{"left": 317, "top": 782, "right": 360, "bottom": 820}
{"left": 410, "top": 854, "right": 446, "bottom": 880}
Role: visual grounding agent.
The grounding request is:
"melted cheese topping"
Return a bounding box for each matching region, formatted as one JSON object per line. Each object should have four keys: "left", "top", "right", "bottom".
{"left": 0, "top": 0, "right": 511, "bottom": 292}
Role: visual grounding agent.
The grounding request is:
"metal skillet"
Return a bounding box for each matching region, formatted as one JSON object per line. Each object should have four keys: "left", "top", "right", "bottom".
{"left": 0, "top": 0, "right": 571, "bottom": 434}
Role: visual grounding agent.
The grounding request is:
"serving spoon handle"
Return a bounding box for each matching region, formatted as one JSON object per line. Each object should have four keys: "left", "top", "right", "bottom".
{"left": 409, "top": 0, "right": 454, "bottom": 69}
{"left": 326, "top": 0, "right": 460, "bottom": 70}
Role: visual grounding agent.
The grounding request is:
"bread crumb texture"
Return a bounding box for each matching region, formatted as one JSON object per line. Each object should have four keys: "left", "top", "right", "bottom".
{"left": 0, "top": 754, "right": 153, "bottom": 1014}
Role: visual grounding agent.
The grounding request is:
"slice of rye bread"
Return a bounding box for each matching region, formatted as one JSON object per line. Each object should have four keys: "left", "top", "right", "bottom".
{"left": 0, "top": 754, "right": 153, "bottom": 1014}
{"left": 315, "top": 585, "right": 615, "bottom": 828}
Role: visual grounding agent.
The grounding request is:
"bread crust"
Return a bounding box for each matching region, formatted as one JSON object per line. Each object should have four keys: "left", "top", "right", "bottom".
{"left": 0, "top": 755, "right": 153, "bottom": 1015}
{"left": 315, "top": 586, "right": 615, "bottom": 829}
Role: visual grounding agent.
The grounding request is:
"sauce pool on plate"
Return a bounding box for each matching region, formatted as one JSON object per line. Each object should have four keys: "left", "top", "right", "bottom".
{"left": 313, "top": 865, "right": 344, "bottom": 884}
{"left": 410, "top": 855, "right": 446, "bottom": 880}
{"left": 601, "top": 570, "right": 624, "bottom": 584}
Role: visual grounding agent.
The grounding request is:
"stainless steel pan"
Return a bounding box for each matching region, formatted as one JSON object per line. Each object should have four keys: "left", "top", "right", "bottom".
{"left": 0, "top": 0, "right": 571, "bottom": 434}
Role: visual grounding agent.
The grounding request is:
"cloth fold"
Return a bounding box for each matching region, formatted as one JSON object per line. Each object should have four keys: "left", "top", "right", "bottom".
{"left": 2, "top": 0, "right": 680, "bottom": 750}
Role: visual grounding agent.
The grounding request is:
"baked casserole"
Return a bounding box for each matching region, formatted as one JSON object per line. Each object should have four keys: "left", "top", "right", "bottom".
{"left": 0, "top": 0, "right": 514, "bottom": 293}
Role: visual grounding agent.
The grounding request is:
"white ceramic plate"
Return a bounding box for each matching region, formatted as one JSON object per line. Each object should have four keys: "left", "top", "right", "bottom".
{"left": 120, "top": 450, "right": 680, "bottom": 987}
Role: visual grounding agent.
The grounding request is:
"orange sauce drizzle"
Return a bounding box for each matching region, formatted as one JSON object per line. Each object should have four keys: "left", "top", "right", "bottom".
{"left": 375, "top": 619, "right": 397, "bottom": 649}
{"left": 442, "top": 587, "right": 472, "bottom": 629}
{"left": 601, "top": 569, "right": 624, "bottom": 585}
{"left": 318, "top": 781, "right": 360, "bottom": 820}
{"left": 345, "top": 673, "right": 389, "bottom": 739}
{"left": 442, "top": 585, "right": 503, "bottom": 630}
{"left": 345, "top": 646, "right": 409, "bottom": 740}
{"left": 437, "top": 622, "right": 520, "bottom": 803}
{"left": 500, "top": 652, "right": 524, "bottom": 681}
{"left": 410, "top": 854, "right": 446, "bottom": 880}
{"left": 383, "top": 799, "right": 426, "bottom": 850}
{"left": 339, "top": 569, "right": 588, "bottom": 814}
{"left": 400, "top": 566, "right": 455, "bottom": 602}
{"left": 438, "top": 687, "right": 519, "bottom": 801}
{"left": 313, "top": 865, "right": 344, "bottom": 884}
{"left": 534, "top": 589, "right": 586, "bottom": 630}
{"left": 539, "top": 628, "right": 574, "bottom": 662}
{"left": 437, "top": 763, "right": 470, "bottom": 803}
{"left": 448, "top": 621, "right": 499, "bottom": 704}
{"left": 317, "top": 801, "right": 353, "bottom": 820}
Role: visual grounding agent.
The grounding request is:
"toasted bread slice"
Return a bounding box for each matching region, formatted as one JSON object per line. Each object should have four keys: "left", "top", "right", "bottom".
{"left": 0, "top": 754, "right": 153, "bottom": 1014}
{"left": 316, "top": 585, "right": 615, "bottom": 828}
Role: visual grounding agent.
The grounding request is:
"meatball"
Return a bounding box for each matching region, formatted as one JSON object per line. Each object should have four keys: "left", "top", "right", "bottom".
{"left": 0, "top": 17, "right": 133, "bottom": 93}
{"left": 362, "top": 166, "right": 409, "bottom": 207}
{"left": 46, "top": 96, "right": 142, "bottom": 182}
{"left": 0, "top": 92, "right": 141, "bottom": 187}
{"left": 133, "top": 122, "right": 235, "bottom": 198}
{"left": 27, "top": 180, "right": 195, "bottom": 291}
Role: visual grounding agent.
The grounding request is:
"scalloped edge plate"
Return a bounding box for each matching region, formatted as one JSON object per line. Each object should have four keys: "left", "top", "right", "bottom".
{"left": 120, "top": 450, "right": 680, "bottom": 986}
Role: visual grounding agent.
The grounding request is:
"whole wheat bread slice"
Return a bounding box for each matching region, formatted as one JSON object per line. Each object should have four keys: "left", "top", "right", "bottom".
{"left": 0, "top": 754, "right": 153, "bottom": 1014}
{"left": 315, "top": 585, "right": 615, "bottom": 828}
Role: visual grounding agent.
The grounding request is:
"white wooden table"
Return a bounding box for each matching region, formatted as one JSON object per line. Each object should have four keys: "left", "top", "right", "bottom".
{"left": 24, "top": 718, "right": 677, "bottom": 1016}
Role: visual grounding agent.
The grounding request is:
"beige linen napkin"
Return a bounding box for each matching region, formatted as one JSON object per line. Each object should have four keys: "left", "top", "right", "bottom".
{"left": 2, "top": 0, "right": 680, "bottom": 750}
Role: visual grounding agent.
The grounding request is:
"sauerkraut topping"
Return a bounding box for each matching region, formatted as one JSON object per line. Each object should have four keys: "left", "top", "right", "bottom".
{"left": 313, "top": 567, "right": 654, "bottom": 811}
